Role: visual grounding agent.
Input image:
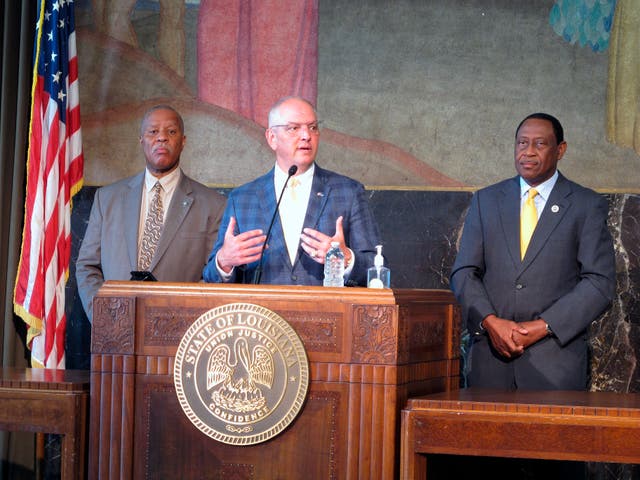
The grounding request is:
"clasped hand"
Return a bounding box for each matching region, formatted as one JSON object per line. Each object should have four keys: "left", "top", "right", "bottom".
{"left": 483, "top": 315, "right": 548, "bottom": 359}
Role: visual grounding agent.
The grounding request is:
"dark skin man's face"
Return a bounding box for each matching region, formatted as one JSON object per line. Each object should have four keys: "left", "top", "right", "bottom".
{"left": 514, "top": 118, "right": 567, "bottom": 187}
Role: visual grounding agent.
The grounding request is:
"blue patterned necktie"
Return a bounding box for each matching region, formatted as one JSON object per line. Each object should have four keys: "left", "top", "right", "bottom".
{"left": 138, "top": 181, "right": 164, "bottom": 270}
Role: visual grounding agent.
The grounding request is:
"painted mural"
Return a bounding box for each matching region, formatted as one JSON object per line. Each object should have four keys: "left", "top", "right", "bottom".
{"left": 75, "top": 0, "right": 640, "bottom": 191}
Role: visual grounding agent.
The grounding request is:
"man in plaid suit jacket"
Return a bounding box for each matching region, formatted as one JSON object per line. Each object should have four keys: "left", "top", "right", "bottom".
{"left": 203, "top": 96, "right": 381, "bottom": 286}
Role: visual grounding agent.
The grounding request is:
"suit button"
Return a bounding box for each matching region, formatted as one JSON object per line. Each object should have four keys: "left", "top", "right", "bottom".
{"left": 291, "top": 275, "right": 297, "bottom": 281}
{"left": 515, "top": 284, "right": 523, "bottom": 290}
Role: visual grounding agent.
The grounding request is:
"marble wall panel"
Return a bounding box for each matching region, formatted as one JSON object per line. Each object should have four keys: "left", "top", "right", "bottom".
{"left": 67, "top": 188, "right": 640, "bottom": 397}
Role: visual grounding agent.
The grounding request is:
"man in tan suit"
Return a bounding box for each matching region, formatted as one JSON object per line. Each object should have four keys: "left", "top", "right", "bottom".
{"left": 76, "top": 105, "right": 226, "bottom": 321}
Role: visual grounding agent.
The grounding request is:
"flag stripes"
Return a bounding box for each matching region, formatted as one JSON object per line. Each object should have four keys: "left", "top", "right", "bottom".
{"left": 14, "top": 0, "right": 84, "bottom": 369}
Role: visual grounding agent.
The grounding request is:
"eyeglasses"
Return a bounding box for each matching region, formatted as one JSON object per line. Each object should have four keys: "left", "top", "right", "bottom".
{"left": 270, "top": 121, "right": 321, "bottom": 136}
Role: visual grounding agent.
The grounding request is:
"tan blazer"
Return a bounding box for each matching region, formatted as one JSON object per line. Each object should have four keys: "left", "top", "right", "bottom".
{"left": 76, "top": 170, "right": 226, "bottom": 321}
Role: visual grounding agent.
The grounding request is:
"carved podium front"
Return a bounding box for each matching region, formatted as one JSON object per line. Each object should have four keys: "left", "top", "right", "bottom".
{"left": 89, "top": 282, "right": 459, "bottom": 479}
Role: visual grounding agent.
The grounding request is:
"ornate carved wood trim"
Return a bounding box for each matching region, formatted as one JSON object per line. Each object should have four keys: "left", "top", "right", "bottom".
{"left": 92, "top": 296, "right": 136, "bottom": 355}
{"left": 351, "top": 305, "right": 397, "bottom": 364}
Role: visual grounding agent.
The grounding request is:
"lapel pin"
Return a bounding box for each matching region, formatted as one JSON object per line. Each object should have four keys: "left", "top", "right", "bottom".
{"left": 551, "top": 205, "right": 559, "bottom": 213}
{"left": 317, "top": 192, "right": 324, "bottom": 197}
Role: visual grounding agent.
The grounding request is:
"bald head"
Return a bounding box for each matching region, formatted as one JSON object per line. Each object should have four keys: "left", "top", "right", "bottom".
{"left": 268, "top": 96, "right": 316, "bottom": 128}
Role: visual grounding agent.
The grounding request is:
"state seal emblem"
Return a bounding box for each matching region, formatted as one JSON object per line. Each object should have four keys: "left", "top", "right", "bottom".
{"left": 174, "top": 303, "right": 310, "bottom": 445}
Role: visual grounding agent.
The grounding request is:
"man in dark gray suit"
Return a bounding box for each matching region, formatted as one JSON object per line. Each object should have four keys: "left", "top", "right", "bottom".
{"left": 202, "top": 96, "right": 381, "bottom": 286}
{"left": 76, "top": 105, "right": 226, "bottom": 321}
{"left": 451, "top": 112, "right": 616, "bottom": 391}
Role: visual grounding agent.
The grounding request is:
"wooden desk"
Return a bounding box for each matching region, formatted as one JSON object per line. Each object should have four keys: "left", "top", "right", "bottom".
{"left": 401, "top": 388, "right": 640, "bottom": 479}
{"left": 0, "top": 367, "right": 90, "bottom": 480}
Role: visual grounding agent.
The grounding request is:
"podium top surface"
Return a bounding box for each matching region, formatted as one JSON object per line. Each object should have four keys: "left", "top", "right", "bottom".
{"left": 96, "top": 280, "right": 455, "bottom": 305}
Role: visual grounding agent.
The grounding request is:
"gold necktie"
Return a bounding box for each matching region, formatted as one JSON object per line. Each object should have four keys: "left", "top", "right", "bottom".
{"left": 520, "top": 188, "right": 538, "bottom": 259}
{"left": 289, "top": 177, "right": 301, "bottom": 202}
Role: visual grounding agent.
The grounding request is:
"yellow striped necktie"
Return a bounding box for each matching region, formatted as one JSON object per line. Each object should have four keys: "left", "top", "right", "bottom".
{"left": 289, "top": 177, "right": 301, "bottom": 202}
{"left": 520, "top": 188, "right": 539, "bottom": 260}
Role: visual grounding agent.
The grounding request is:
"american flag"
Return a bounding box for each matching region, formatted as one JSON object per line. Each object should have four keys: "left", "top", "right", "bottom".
{"left": 14, "top": 0, "right": 84, "bottom": 368}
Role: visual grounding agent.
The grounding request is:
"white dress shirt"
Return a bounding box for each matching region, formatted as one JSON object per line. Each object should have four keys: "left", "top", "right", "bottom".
{"left": 275, "top": 164, "right": 314, "bottom": 263}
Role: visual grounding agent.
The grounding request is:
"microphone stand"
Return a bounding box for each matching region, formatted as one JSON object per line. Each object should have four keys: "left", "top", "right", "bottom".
{"left": 253, "top": 165, "right": 298, "bottom": 284}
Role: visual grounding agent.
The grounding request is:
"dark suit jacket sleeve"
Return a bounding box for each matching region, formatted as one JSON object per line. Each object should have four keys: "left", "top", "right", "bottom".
{"left": 536, "top": 193, "right": 615, "bottom": 345}
{"left": 343, "top": 181, "right": 382, "bottom": 285}
{"left": 450, "top": 191, "right": 496, "bottom": 334}
{"left": 75, "top": 188, "right": 106, "bottom": 322}
{"left": 203, "top": 192, "right": 238, "bottom": 283}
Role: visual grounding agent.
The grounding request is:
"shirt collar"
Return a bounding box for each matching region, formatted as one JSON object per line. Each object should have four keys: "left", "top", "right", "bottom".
{"left": 144, "top": 167, "right": 181, "bottom": 193}
{"left": 274, "top": 163, "right": 315, "bottom": 189}
{"left": 520, "top": 170, "right": 558, "bottom": 201}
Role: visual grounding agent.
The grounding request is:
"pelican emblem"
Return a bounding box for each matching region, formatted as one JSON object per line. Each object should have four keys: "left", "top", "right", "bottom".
{"left": 174, "top": 303, "right": 309, "bottom": 445}
{"left": 208, "top": 337, "right": 274, "bottom": 413}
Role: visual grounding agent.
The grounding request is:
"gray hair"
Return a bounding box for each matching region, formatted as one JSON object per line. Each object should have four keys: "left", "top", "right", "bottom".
{"left": 267, "top": 96, "right": 316, "bottom": 127}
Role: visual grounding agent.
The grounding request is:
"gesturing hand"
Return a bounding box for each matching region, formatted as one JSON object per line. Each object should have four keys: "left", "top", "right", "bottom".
{"left": 216, "top": 216, "right": 267, "bottom": 273}
{"left": 300, "top": 216, "right": 350, "bottom": 264}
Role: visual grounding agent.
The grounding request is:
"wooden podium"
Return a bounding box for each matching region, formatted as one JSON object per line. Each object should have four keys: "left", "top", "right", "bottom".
{"left": 88, "top": 281, "right": 460, "bottom": 479}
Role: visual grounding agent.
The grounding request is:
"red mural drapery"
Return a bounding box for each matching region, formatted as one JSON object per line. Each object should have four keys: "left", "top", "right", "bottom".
{"left": 197, "top": 0, "right": 318, "bottom": 126}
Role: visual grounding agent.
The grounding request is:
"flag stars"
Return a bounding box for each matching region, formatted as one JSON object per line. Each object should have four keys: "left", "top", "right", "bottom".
{"left": 17, "top": 0, "right": 83, "bottom": 369}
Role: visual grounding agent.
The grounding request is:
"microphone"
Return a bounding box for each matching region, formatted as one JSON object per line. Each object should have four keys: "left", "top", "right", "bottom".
{"left": 253, "top": 165, "right": 298, "bottom": 284}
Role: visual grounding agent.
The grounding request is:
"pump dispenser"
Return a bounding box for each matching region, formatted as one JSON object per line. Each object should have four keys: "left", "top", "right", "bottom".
{"left": 367, "top": 245, "right": 390, "bottom": 288}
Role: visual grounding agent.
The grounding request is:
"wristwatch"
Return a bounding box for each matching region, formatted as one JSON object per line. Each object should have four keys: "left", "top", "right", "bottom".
{"left": 545, "top": 322, "right": 554, "bottom": 336}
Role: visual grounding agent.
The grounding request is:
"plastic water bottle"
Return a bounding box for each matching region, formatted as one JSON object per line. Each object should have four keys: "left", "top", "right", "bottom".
{"left": 323, "top": 241, "right": 345, "bottom": 287}
{"left": 367, "top": 244, "right": 391, "bottom": 288}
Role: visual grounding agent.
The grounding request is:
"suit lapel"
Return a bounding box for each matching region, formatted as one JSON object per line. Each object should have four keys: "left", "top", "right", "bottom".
{"left": 498, "top": 177, "right": 522, "bottom": 269}
{"left": 258, "top": 170, "right": 292, "bottom": 268}
{"left": 522, "top": 174, "right": 571, "bottom": 267}
{"left": 305, "top": 166, "right": 330, "bottom": 230}
{"left": 151, "top": 173, "right": 194, "bottom": 269}
{"left": 125, "top": 173, "right": 144, "bottom": 269}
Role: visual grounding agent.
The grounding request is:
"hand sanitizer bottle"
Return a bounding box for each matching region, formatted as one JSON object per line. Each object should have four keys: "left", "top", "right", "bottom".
{"left": 367, "top": 245, "right": 390, "bottom": 288}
